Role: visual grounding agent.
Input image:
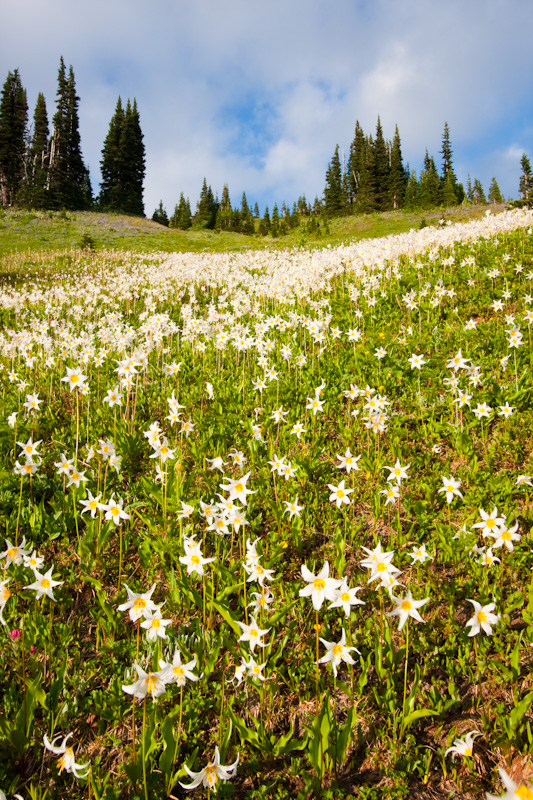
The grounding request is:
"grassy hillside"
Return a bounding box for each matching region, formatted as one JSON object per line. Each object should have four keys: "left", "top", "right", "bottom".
{"left": 0, "top": 203, "right": 506, "bottom": 256}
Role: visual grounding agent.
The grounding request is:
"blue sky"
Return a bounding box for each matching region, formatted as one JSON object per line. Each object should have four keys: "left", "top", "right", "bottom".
{"left": 1, "top": 0, "right": 532, "bottom": 216}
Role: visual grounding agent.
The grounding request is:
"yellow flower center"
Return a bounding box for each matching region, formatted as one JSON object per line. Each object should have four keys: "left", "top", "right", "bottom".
{"left": 145, "top": 674, "right": 158, "bottom": 694}
{"left": 256, "top": 566, "right": 264, "bottom": 575}
{"left": 377, "top": 562, "right": 387, "bottom": 572}
{"left": 7, "top": 548, "right": 17, "bottom": 560}
{"left": 250, "top": 629, "right": 258, "bottom": 638}
{"left": 134, "top": 598, "right": 147, "bottom": 610}
{"left": 41, "top": 579, "right": 50, "bottom": 589}
{"left": 235, "top": 483, "right": 243, "bottom": 493}
{"left": 477, "top": 611, "right": 487, "bottom": 623}
{"left": 342, "top": 592, "right": 350, "bottom": 602}
{"left": 486, "top": 519, "right": 495, "bottom": 528}
{"left": 174, "top": 666, "right": 184, "bottom": 678}
{"left": 152, "top": 619, "right": 160, "bottom": 628}
{"left": 110, "top": 506, "right": 120, "bottom": 516}
{"left": 191, "top": 556, "right": 200, "bottom": 565}
{"left": 332, "top": 645, "right": 343, "bottom": 657}
{"left": 401, "top": 600, "right": 412, "bottom": 611}
{"left": 395, "top": 468, "right": 401, "bottom": 476}
{"left": 516, "top": 786, "right": 533, "bottom": 800}
{"left": 70, "top": 374, "right": 79, "bottom": 383}
{"left": 502, "top": 531, "right": 511, "bottom": 540}
{"left": 314, "top": 578, "right": 325, "bottom": 590}
{"left": 337, "top": 490, "right": 345, "bottom": 498}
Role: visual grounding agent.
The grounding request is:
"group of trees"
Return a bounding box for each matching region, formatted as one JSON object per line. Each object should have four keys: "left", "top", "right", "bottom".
{"left": 0, "top": 60, "right": 145, "bottom": 213}
{"left": 322, "top": 119, "right": 505, "bottom": 216}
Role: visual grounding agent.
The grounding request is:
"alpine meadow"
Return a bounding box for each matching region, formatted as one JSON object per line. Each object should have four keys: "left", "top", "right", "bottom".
{"left": 2, "top": 22, "right": 533, "bottom": 800}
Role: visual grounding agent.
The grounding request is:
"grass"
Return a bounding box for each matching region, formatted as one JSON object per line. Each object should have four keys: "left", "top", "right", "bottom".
{"left": 0, "top": 203, "right": 505, "bottom": 257}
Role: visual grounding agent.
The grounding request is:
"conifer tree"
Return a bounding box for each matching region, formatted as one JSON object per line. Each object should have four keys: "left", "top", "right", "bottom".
{"left": 488, "top": 177, "right": 503, "bottom": 204}
{"left": 194, "top": 178, "right": 217, "bottom": 228}
{"left": 25, "top": 92, "right": 49, "bottom": 208}
{"left": 324, "top": 144, "right": 344, "bottom": 215}
{"left": 169, "top": 193, "right": 192, "bottom": 229}
{"left": 389, "top": 124, "right": 407, "bottom": 209}
{"left": 439, "top": 123, "right": 460, "bottom": 206}
{"left": 99, "top": 97, "right": 145, "bottom": 215}
{"left": 472, "top": 179, "right": 486, "bottom": 204}
{"left": 347, "top": 121, "right": 366, "bottom": 207}
{"left": 240, "top": 192, "right": 255, "bottom": 234}
{"left": 258, "top": 205, "right": 270, "bottom": 235}
{"left": 152, "top": 200, "right": 168, "bottom": 225}
{"left": 48, "top": 58, "right": 91, "bottom": 209}
{"left": 270, "top": 203, "right": 280, "bottom": 236}
{"left": 99, "top": 97, "right": 124, "bottom": 211}
{"left": 118, "top": 99, "right": 145, "bottom": 215}
{"left": 0, "top": 69, "right": 28, "bottom": 207}
{"left": 215, "top": 184, "right": 234, "bottom": 230}
{"left": 356, "top": 135, "right": 377, "bottom": 212}
{"left": 403, "top": 170, "right": 420, "bottom": 210}
{"left": 373, "top": 116, "right": 390, "bottom": 210}
{"left": 519, "top": 154, "right": 532, "bottom": 202}
{"left": 419, "top": 151, "right": 441, "bottom": 208}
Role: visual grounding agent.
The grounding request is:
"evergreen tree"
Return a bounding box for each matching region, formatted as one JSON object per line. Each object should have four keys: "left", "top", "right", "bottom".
{"left": 439, "top": 123, "right": 460, "bottom": 206}
{"left": 389, "top": 124, "right": 407, "bottom": 209}
{"left": 488, "top": 177, "right": 503, "bottom": 204}
{"left": 472, "top": 179, "right": 486, "bottom": 204}
{"left": 119, "top": 99, "right": 145, "bottom": 215}
{"left": 419, "top": 152, "right": 441, "bottom": 208}
{"left": 152, "top": 200, "right": 168, "bottom": 226}
{"left": 270, "top": 203, "right": 280, "bottom": 236}
{"left": 324, "top": 144, "right": 344, "bottom": 215}
{"left": 25, "top": 92, "right": 49, "bottom": 208}
{"left": 99, "top": 97, "right": 145, "bottom": 215}
{"left": 519, "top": 154, "right": 532, "bottom": 202}
{"left": 258, "top": 205, "right": 270, "bottom": 235}
{"left": 48, "top": 58, "right": 91, "bottom": 209}
{"left": 253, "top": 201, "right": 259, "bottom": 218}
{"left": 373, "top": 116, "right": 390, "bottom": 210}
{"left": 347, "top": 120, "right": 366, "bottom": 207}
{"left": 194, "top": 178, "right": 217, "bottom": 228}
{"left": 240, "top": 192, "right": 255, "bottom": 234}
{"left": 99, "top": 97, "right": 124, "bottom": 211}
{"left": 403, "top": 170, "right": 420, "bottom": 210}
{"left": 215, "top": 184, "right": 233, "bottom": 230}
{"left": 169, "top": 193, "right": 192, "bottom": 229}
{"left": 356, "top": 135, "right": 377, "bottom": 212}
{"left": 466, "top": 174, "right": 474, "bottom": 202}
{"left": 0, "top": 69, "right": 28, "bottom": 207}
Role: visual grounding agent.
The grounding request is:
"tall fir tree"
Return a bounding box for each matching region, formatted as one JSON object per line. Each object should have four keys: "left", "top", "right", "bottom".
{"left": 389, "top": 124, "right": 407, "bottom": 209}
{"left": 324, "top": 144, "right": 344, "bottom": 215}
{"left": 99, "top": 97, "right": 145, "bottom": 215}
{"left": 403, "top": 170, "right": 420, "bottom": 210}
{"left": 419, "top": 151, "right": 441, "bottom": 208}
{"left": 347, "top": 121, "right": 366, "bottom": 207}
{"left": 25, "top": 92, "right": 49, "bottom": 208}
{"left": 0, "top": 69, "right": 28, "bottom": 207}
{"left": 47, "top": 58, "right": 91, "bottom": 209}
{"left": 99, "top": 97, "right": 124, "bottom": 211}
{"left": 152, "top": 200, "right": 168, "bottom": 225}
{"left": 169, "top": 193, "right": 192, "bottom": 229}
{"left": 240, "top": 191, "right": 255, "bottom": 234}
{"left": 439, "top": 122, "right": 460, "bottom": 206}
{"left": 519, "top": 154, "right": 532, "bottom": 202}
{"left": 488, "top": 177, "right": 503, "bottom": 204}
{"left": 373, "top": 116, "right": 390, "bottom": 210}
{"left": 194, "top": 178, "right": 217, "bottom": 228}
{"left": 258, "top": 205, "right": 270, "bottom": 235}
{"left": 472, "top": 179, "right": 486, "bottom": 204}
{"left": 215, "top": 184, "right": 234, "bottom": 230}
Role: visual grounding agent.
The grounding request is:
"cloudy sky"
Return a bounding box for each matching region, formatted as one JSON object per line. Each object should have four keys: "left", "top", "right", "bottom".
{"left": 1, "top": 0, "right": 531, "bottom": 216}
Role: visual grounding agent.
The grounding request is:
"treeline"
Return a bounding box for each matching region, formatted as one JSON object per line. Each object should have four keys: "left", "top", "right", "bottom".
{"left": 152, "top": 179, "right": 324, "bottom": 237}
{"left": 0, "top": 60, "right": 145, "bottom": 213}
{"left": 323, "top": 118, "right": 504, "bottom": 216}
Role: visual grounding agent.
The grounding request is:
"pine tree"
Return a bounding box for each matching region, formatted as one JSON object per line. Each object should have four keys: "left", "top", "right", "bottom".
{"left": 0, "top": 69, "right": 28, "bottom": 207}
{"left": 48, "top": 58, "right": 91, "bottom": 209}
{"left": 258, "top": 205, "right": 270, "bottom": 235}
{"left": 419, "top": 152, "right": 441, "bottom": 208}
{"left": 356, "top": 135, "right": 377, "bottom": 212}
{"left": 347, "top": 121, "right": 365, "bottom": 207}
{"left": 373, "top": 117, "right": 390, "bottom": 211}
{"left": 403, "top": 170, "right": 420, "bottom": 210}
{"left": 25, "top": 92, "right": 49, "bottom": 208}
{"left": 152, "top": 200, "right": 168, "bottom": 225}
{"left": 270, "top": 203, "right": 280, "bottom": 237}
{"left": 472, "top": 179, "right": 486, "bottom": 204}
{"left": 519, "top": 154, "right": 532, "bottom": 202}
{"left": 389, "top": 124, "right": 407, "bottom": 209}
{"left": 215, "top": 184, "right": 233, "bottom": 230}
{"left": 99, "top": 97, "right": 145, "bottom": 215}
{"left": 240, "top": 192, "right": 255, "bottom": 234}
{"left": 99, "top": 97, "right": 124, "bottom": 211}
{"left": 439, "top": 123, "right": 459, "bottom": 206}
{"left": 324, "top": 144, "right": 344, "bottom": 215}
{"left": 119, "top": 99, "right": 145, "bottom": 215}
{"left": 466, "top": 175, "right": 474, "bottom": 202}
{"left": 488, "top": 177, "right": 503, "bottom": 204}
{"left": 169, "top": 193, "right": 192, "bottom": 229}
{"left": 194, "top": 178, "right": 217, "bottom": 228}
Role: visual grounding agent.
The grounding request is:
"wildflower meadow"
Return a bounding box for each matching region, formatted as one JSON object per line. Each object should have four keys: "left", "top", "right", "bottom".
{"left": 2, "top": 208, "right": 533, "bottom": 799}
